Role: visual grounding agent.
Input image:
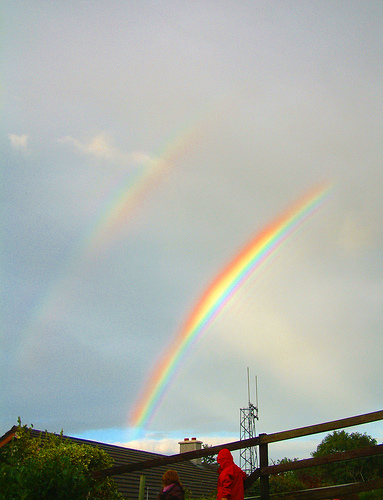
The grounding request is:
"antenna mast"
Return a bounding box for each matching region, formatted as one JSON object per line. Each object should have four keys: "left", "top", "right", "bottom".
{"left": 239, "top": 368, "right": 259, "bottom": 474}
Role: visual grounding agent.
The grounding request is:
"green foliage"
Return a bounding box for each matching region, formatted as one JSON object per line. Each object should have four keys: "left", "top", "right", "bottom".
{"left": 311, "top": 430, "right": 382, "bottom": 485}
{"left": 245, "top": 459, "right": 306, "bottom": 498}
{"left": 269, "top": 459, "right": 306, "bottom": 494}
{"left": 185, "top": 491, "right": 215, "bottom": 500}
{"left": 359, "top": 491, "right": 383, "bottom": 500}
{"left": 201, "top": 444, "right": 216, "bottom": 465}
{"left": 0, "top": 419, "right": 123, "bottom": 500}
{"left": 246, "top": 430, "right": 383, "bottom": 498}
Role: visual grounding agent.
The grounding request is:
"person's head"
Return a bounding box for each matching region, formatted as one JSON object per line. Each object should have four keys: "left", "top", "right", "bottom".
{"left": 162, "top": 470, "right": 182, "bottom": 486}
{"left": 217, "top": 448, "right": 234, "bottom": 469}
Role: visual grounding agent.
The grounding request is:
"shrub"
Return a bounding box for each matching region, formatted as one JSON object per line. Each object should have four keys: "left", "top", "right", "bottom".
{"left": 0, "top": 419, "right": 123, "bottom": 500}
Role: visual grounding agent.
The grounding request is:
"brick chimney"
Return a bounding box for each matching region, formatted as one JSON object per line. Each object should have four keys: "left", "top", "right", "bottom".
{"left": 179, "top": 437, "right": 203, "bottom": 465}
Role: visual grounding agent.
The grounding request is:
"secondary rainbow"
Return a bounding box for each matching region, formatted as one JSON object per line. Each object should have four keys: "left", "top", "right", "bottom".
{"left": 18, "top": 116, "right": 203, "bottom": 363}
{"left": 85, "top": 121, "right": 201, "bottom": 257}
{"left": 130, "top": 182, "right": 333, "bottom": 430}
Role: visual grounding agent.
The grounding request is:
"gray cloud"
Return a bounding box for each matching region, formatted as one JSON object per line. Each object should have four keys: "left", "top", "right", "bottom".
{"left": 2, "top": 0, "right": 383, "bottom": 461}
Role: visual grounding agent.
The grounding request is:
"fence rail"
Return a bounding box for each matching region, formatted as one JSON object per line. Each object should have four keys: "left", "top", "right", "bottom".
{"left": 270, "top": 477, "right": 383, "bottom": 500}
{"left": 244, "top": 443, "right": 383, "bottom": 487}
{"left": 95, "top": 409, "right": 383, "bottom": 499}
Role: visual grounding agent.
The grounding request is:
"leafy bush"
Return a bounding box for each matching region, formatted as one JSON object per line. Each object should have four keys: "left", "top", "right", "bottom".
{"left": 0, "top": 419, "right": 123, "bottom": 500}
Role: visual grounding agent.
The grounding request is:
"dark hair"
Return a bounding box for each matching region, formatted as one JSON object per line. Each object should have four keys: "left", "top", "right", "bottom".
{"left": 162, "top": 470, "right": 182, "bottom": 486}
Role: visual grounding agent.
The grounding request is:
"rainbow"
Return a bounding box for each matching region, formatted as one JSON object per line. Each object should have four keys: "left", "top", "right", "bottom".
{"left": 83, "top": 100, "right": 220, "bottom": 257}
{"left": 18, "top": 117, "right": 204, "bottom": 362}
{"left": 130, "top": 182, "right": 333, "bottom": 430}
{"left": 84, "top": 122, "right": 201, "bottom": 257}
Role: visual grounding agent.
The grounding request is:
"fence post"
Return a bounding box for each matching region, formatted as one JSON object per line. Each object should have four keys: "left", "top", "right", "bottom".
{"left": 138, "top": 474, "right": 146, "bottom": 500}
{"left": 259, "top": 434, "right": 269, "bottom": 500}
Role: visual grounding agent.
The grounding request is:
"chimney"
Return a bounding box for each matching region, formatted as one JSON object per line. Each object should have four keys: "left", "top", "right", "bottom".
{"left": 179, "top": 437, "right": 203, "bottom": 465}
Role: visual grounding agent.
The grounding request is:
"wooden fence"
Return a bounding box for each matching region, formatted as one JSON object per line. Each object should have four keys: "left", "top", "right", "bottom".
{"left": 96, "top": 409, "right": 383, "bottom": 499}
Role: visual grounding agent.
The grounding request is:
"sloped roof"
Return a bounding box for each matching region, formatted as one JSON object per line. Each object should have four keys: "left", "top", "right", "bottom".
{"left": 0, "top": 427, "right": 218, "bottom": 500}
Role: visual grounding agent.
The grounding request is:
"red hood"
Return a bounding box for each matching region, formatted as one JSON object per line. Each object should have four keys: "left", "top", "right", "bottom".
{"left": 217, "top": 448, "right": 234, "bottom": 469}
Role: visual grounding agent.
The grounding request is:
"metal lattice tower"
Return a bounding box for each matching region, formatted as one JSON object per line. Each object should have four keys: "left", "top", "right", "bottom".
{"left": 239, "top": 369, "right": 259, "bottom": 474}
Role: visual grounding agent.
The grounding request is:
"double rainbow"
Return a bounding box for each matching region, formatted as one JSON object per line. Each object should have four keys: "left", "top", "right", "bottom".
{"left": 130, "top": 182, "right": 333, "bottom": 430}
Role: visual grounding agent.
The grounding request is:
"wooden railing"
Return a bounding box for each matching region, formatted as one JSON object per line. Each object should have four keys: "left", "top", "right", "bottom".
{"left": 96, "top": 410, "right": 383, "bottom": 499}
{"left": 246, "top": 409, "right": 383, "bottom": 499}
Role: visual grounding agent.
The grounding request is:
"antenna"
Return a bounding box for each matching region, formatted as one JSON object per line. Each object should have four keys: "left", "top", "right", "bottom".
{"left": 247, "top": 367, "right": 251, "bottom": 405}
{"left": 255, "top": 374, "right": 259, "bottom": 414}
{"left": 239, "top": 368, "right": 259, "bottom": 474}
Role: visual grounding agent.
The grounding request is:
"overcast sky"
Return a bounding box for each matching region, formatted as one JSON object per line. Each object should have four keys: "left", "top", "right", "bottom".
{"left": 2, "top": 1, "right": 383, "bottom": 462}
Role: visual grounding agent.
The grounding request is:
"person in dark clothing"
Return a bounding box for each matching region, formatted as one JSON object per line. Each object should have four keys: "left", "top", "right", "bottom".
{"left": 157, "top": 470, "right": 185, "bottom": 500}
{"left": 216, "top": 449, "right": 246, "bottom": 500}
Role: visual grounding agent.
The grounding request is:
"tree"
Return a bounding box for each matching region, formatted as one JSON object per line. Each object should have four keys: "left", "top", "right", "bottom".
{"left": 0, "top": 419, "right": 123, "bottom": 500}
{"left": 311, "top": 430, "right": 383, "bottom": 485}
{"left": 245, "top": 458, "right": 312, "bottom": 498}
{"left": 269, "top": 458, "right": 306, "bottom": 494}
{"left": 201, "top": 444, "right": 216, "bottom": 465}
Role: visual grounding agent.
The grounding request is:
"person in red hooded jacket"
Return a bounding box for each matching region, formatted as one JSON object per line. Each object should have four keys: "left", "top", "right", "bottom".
{"left": 216, "top": 449, "right": 247, "bottom": 500}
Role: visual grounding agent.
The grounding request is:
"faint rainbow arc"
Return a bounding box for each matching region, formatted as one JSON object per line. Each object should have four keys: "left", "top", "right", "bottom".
{"left": 84, "top": 121, "right": 201, "bottom": 258}
{"left": 130, "top": 182, "right": 333, "bottom": 430}
{"left": 19, "top": 117, "right": 204, "bottom": 360}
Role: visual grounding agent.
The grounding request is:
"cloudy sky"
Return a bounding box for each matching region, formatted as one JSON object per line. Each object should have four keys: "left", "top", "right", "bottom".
{"left": 2, "top": 1, "right": 383, "bottom": 462}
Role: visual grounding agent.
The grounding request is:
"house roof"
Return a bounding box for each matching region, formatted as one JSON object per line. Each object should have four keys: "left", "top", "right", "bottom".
{"left": 0, "top": 427, "right": 218, "bottom": 500}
